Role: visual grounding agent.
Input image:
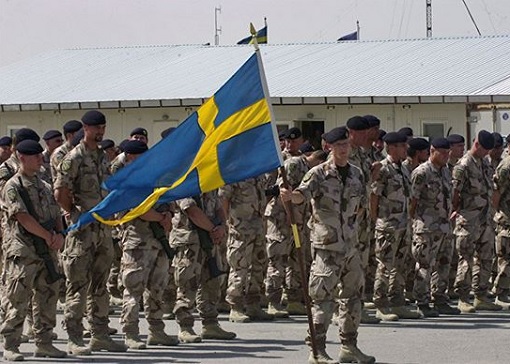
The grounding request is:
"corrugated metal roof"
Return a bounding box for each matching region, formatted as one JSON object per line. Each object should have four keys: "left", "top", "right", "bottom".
{"left": 0, "top": 35, "right": 510, "bottom": 106}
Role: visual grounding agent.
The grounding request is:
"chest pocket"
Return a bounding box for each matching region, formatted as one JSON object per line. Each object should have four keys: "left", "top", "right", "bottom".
{"left": 319, "top": 177, "right": 341, "bottom": 213}
{"left": 79, "top": 160, "right": 100, "bottom": 194}
{"left": 344, "top": 179, "right": 362, "bottom": 218}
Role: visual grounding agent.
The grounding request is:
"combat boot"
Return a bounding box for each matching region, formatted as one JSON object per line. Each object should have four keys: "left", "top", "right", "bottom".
{"left": 375, "top": 307, "right": 399, "bottom": 321}
{"left": 308, "top": 349, "right": 337, "bottom": 364}
{"left": 457, "top": 299, "right": 476, "bottom": 313}
{"left": 391, "top": 305, "right": 421, "bottom": 319}
{"left": 339, "top": 344, "right": 376, "bottom": 364}
{"left": 178, "top": 327, "right": 202, "bottom": 343}
{"left": 287, "top": 301, "right": 307, "bottom": 315}
{"left": 267, "top": 302, "right": 289, "bottom": 318}
{"left": 147, "top": 331, "right": 179, "bottom": 346}
{"left": 3, "top": 348, "right": 24, "bottom": 362}
{"left": 89, "top": 335, "right": 128, "bottom": 352}
{"left": 474, "top": 296, "right": 503, "bottom": 311}
{"left": 433, "top": 303, "right": 461, "bottom": 315}
{"left": 229, "top": 307, "right": 251, "bottom": 323}
{"left": 417, "top": 304, "right": 439, "bottom": 318}
{"left": 125, "top": 334, "right": 146, "bottom": 350}
{"left": 34, "top": 343, "right": 67, "bottom": 358}
{"left": 201, "top": 323, "right": 236, "bottom": 340}
{"left": 361, "top": 309, "right": 381, "bottom": 324}
{"left": 495, "top": 293, "right": 510, "bottom": 310}
{"left": 245, "top": 305, "right": 274, "bottom": 321}
{"left": 67, "top": 336, "right": 91, "bottom": 355}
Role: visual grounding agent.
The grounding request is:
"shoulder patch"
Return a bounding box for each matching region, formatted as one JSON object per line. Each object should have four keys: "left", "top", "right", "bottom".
{"left": 302, "top": 169, "right": 313, "bottom": 183}
{"left": 6, "top": 187, "right": 17, "bottom": 203}
{"left": 61, "top": 159, "right": 71, "bottom": 172}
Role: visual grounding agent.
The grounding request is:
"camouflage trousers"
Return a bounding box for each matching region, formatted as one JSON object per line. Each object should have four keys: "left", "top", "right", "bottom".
{"left": 265, "top": 218, "right": 305, "bottom": 305}
{"left": 454, "top": 223, "right": 494, "bottom": 300}
{"left": 226, "top": 229, "right": 267, "bottom": 308}
{"left": 120, "top": 247, "right": 169, "bottom": 335}
{"left": 173, "top": 242, "right": 223, "bottom": 328}
{"left": 373, "top": 228, "right": 409, "bottom": 308}
{"left": 493, "top": 224, "right": 510, "bottom": 295}
{"left": 0, "top": 255, "right": 58, "bottom": 349}
{"left": 412, "top": 231, "right": 453, "bottom": 305}
{"left": 107, "top": 238, "right": 123, "bottom": 299}
{"left": 356, "top": 216, "right": 374, "bottom": 298}
{"left": 162, "top": 264, "right": 177, "bottom": 314}
{"left": 307, "top": 248, "right": 363, "bottom": 346}
{"left": 61, "top": 223, "right": 114, "bottom": 339}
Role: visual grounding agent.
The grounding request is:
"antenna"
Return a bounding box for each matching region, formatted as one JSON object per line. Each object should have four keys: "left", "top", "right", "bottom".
{"left": 214, "top": 6, "right": 222, "bottom": 45}
{"left": 426, "top": 0, "right": 432, "bottom": 38}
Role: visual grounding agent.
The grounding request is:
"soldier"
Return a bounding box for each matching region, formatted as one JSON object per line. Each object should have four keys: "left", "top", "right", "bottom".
{"left": 372, "top": 130, "right": 386, "bottom": 162}
{"left": 402, "top": 137, "right": 430, "bottom": 176}
{"left": 281, "top": 126, "right": 375, "bottom": 364}
{"left": 0, "top": 140, "right": 66, "bottom": 360}
{"left": 99, "top": 139, "right": 118, "bottom": 163}
{"left": 488, "top": 132, "right": 504, "bottom": 171}
{"left": 41, "top": 130, "right": 63, "bottom": 184}
{"left": 410, "top": 138, "right": 460, "bottom": 317}
{"left": 220, "top": 175, "right": 273, "bottom": 322}
{"left": 49, "top": 120, "right": 83, "bottom": 184}
{"left": 452, "top": 130, "right": 501, "bottom": 312}
{"left": 491, "top": 144, "right": 510, "bottom": 309}
{"left": 282, "top": 127, "right": 305, "bottom": 159}
{"left": 0, "top": 136, "right": 12, "bottom": 164}
{"left": 129, "top": 127, "right": 149, "bottom": 144}
{"left": 398, "top": 127, "right": 414, "bottom": 141}
{"left": 171, "top": 191, "right": 236, "bottom": 343}
{"left": 115, "top": 140, "right": 179, "bottom": 349}
{"left": 54, "top": 110, "right": 127, "bottom": 354}
{"left": 371, "top": 132, "right": 420, "bottom": 321}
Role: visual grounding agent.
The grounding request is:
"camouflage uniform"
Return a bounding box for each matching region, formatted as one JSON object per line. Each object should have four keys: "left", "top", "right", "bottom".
{"left": 50, "top": 142, "right": 72, "bottom": 184}
{"left": 348, "top": 146, "right": 374, "bottom": 299}
{"left": 171, "top": 192, "right": 225, "bottom": 328}
{"left": 372, "top": 156, "right": 410, "bottom": 308}
{"left": 296, "top": 159, "right": 365, "bottom": 349}
{"left": 493, "top": 156, "right": 510, "bottom": 297}
{"left": 219, "top": 176, "right": 267, "bottom": 309}
{"left": 0, "top": 172, "right": 60, "bottom": 350}
{"left": 54, "top": 141, "right": 114, "bottom": 340}
{"left": 411, "top": 160, "right": 453, "bottom": 305}
{"left": 452, "top": 153, "right": 494, "bottom": 300}
{"left": 40, "top": 149, "right": 52, "bottom": 184}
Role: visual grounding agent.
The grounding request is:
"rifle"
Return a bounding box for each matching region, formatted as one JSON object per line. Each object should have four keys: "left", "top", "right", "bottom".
{"left": 191, "top": 195, "right": 226, "bottom": 279}
{"left": 17, "top": 177, "right": 64, "bottom": 284}
{"left": 149, "top": 220, "right": 175, "bottom": 260}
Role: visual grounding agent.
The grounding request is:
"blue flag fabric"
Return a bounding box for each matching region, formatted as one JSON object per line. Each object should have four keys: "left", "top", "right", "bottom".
{"left": 337, "top": 31, "right": 358, "bottom": 41}
{"left": 67, "top": 52, "right": 282, "bottom": 231}
{"left": 237, "top": 26, "right": 268, "bottom": 45}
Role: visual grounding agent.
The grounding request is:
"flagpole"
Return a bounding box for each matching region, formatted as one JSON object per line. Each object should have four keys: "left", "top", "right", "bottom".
{"left": 357, "top": 20, "right": 360, "bottom": 40}
{"left": 249, "top": 22, "right": 318, "bottom": 361}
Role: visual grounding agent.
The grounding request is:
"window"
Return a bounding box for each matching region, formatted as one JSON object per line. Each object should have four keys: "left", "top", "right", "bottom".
{"left": 422, "top": 122, "right": 445, "bottom": 139}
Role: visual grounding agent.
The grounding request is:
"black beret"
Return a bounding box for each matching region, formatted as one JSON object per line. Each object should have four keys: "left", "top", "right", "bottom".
{"left": 346, "top": 116, "right": 370, "bottom": 131}
{"left": 161, "top": 127, "right": 176, "bottom": 139}
{"left": 63, "top": 120, "right": 82, "bottom": 134}
{"left": 124, "top": 140, "right": 148, "bottom": 155}
{"left": 478, "top": 130, "right": 494, "bottom": 150}
{"left": 408, "top": 137, "right": 430, "bottom": 151}
{"left": 43, "top": 129, "right": 62, "bottom": 141}
{"left": 278, "top": 130, "right": 287, "bottom": 140}
{"left": 118, "top": 139, "right": 130, "bottom": 153}
{"left": 130, "top": 127, "right": 148, "bottom": 137}
{"left": 383, "top": 132, "right": 407, "bottom": 145}
{"left": 99, "top": 139, "right": 115, "bottom": 150}
{"left": 363, "top": 115, "right": 381, "bottom": 128}
{"left": 81, "top": 110, "right": 106, "bottom": 125}
{"left": 71, "top": 128, "right": 84, "bottom": 147}
{"left": 431, "top": 137, "right": 450, "bottom": 149}
{"left": 378, "top": 129, "right": 387, "bottom": 141}
{"left": 323, "top": 126, "right": 349, "bottom": 144}
{"left": 493, "top": 132, "right": 504, "bottom": 148}
{"left": 285, "top": 127, "right": 302, "bottom": 140}
{"left": 16, "top": 140, "right": 43, "bottom": 155}
{"left": 447, "top": 134, "right": 465, "bottom": 145}
{"left": 0, "top": 136, "right": 12, "bottom": 147}
{"left": 14, "top": 128, "right": 40, "bottom": 145}
{"left": 398, "top": 127, "right": 414, "bottom": 137}
{"left": 299, "top": 142, "right": 315, "bottom": 154}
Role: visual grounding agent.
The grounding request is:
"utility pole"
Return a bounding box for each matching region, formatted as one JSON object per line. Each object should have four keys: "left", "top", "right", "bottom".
{"left": 426, "top": 0, "right": 432, "bottom": 38}
{"left": 214, "top": 6, "right": 222, "bottom": 45}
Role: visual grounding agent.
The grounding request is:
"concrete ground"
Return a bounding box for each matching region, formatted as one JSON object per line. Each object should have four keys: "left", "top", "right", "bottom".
{"left": 8, "top": 305, "right": 510, "bottom": 363}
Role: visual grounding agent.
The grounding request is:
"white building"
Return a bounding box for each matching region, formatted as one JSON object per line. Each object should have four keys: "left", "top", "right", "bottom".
{"left": 0, "top": 35, "right": 509, "bottom": 145}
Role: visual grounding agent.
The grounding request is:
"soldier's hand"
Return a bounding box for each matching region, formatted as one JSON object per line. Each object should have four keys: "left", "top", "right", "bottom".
{"left": 159, "top": 212, "right": 172, "bottom": 233}
{"left": 449, "top": 211, "right": 458, "bottom": 221}
{"left": 210, "top": 225, "right": 225, "bottom": 244}
{"left": 50, "top": 233, "right": 65, "bottom": 251}
{"left": 280, "top": 187, "right": 292, "bottom": 202}
{"left": 371, "top": 161, "right": 382, "bottom": 180}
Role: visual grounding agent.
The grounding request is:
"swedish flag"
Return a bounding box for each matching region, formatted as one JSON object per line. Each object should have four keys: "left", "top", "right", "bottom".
{"left": 237, "top": 26, "right": 267, "bottom": 45}
{"left": 67, "top": 52, "right": 282, "bottom": 230}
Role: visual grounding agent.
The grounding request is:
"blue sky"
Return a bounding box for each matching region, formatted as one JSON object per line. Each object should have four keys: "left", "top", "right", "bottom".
{"left": 0, "top": 0, "right": 508, "bottom": 66}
